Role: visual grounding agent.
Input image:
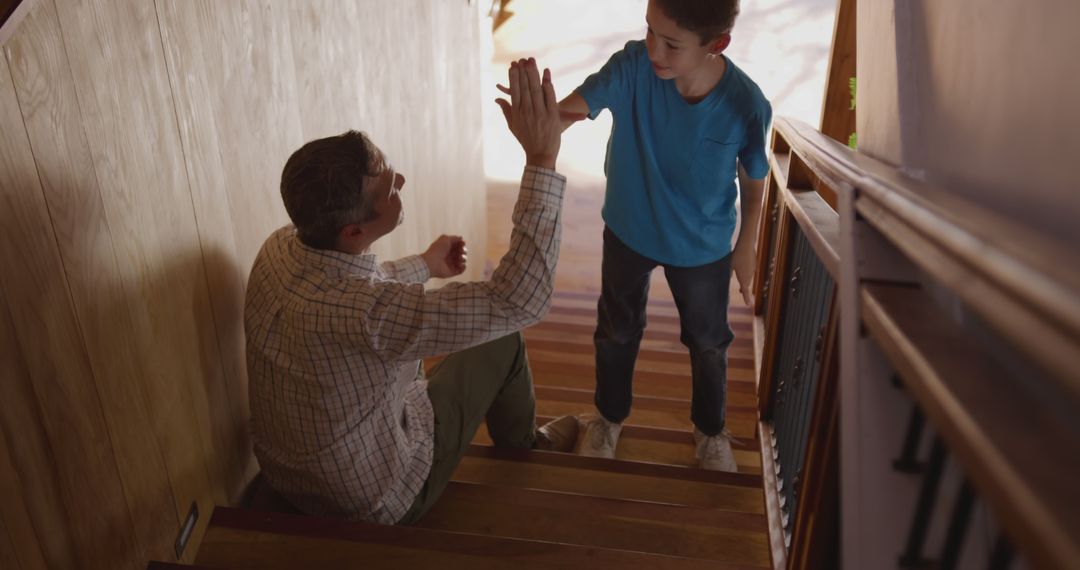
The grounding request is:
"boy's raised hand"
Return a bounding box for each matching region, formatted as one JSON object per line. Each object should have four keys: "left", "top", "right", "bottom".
{"left": 495, "top": 58, "right": 563, "bottom": 170}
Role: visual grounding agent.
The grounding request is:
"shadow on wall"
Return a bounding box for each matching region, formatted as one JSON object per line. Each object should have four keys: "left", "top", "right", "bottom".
{"left": 0, "top": 172, "right": 256, "bottom": 565}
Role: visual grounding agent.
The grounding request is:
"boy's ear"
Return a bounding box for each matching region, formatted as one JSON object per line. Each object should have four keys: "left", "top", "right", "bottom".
{"left": 710, "top": 34, "right": 732, "bottom": 55}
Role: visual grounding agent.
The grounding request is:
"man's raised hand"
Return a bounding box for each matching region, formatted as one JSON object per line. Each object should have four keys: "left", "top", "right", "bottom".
{"left": 494, "top": 58, "right": 563, "bottom": 170}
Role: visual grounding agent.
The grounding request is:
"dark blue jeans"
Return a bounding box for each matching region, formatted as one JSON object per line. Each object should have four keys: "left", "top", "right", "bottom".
{"left": 594, "top": 227, "right": 734, "bottom": 436}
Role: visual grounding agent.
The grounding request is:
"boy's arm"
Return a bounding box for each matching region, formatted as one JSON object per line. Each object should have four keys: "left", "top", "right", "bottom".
{"left": 558, "top": 92, "right": 590, "bottom": 131}
{"left": 733, "top": 163, "right": 765, "bottom": 308}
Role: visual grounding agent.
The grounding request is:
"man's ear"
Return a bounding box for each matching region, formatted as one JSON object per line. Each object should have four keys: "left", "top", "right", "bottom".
{"left": 340, "top": 223, "right": 364, "bottom": 239}
{"left": 710, "top": 34, "right": 731, "bottom": 55}
{"left": 337, "top": 223, "right": 365, "bottom": 247}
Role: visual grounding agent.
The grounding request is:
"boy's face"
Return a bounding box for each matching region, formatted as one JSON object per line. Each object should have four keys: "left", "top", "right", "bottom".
{"left": 644, "top": 0, "right": 727, "bottom": 80}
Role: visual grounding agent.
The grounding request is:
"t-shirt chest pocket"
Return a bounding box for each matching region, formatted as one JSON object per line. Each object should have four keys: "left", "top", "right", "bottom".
{"left": 690, "top": 138, "right": 739, "bottom": 185}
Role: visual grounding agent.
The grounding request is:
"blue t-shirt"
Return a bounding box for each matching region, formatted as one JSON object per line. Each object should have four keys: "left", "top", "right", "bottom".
{"left": 577, "top": 40, "right": 772, "bottom": 267}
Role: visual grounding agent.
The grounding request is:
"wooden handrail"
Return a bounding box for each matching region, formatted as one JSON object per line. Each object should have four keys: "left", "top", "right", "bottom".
{"left": 861, "top": 283, "right": 1080, "bottom": 570}
{"left": 772, "top": 116, "right": 1080, "bottom": 403}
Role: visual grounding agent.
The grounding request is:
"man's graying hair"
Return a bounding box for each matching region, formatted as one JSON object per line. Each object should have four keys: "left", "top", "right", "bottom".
{"left": 280, "top": 130, "right": 381, "bottom": 250}
{"left": 654, "top": 0, "right": 740, "bottom": 45}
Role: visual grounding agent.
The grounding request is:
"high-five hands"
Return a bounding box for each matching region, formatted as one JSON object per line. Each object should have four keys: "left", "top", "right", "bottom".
{"left": 494, "top": 58, "right": 571, "bottom": 170}
{"left": 422, "top": 235, "right": 467, "bottom": 278}
{"left": 497, "top": 78, "right": 586, "bottom": 133}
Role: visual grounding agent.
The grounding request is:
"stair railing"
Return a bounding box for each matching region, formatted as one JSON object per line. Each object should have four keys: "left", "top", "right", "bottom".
{"left": 755, "top": 115, "right": 1080, "bottom": 570}
{"left": 753, "top": 117, "right": 842, "bottom": 570}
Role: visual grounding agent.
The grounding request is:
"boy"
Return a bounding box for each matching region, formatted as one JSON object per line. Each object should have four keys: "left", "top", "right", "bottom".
{"left": 561, "top": 0, "right": 771, "bottom": 471}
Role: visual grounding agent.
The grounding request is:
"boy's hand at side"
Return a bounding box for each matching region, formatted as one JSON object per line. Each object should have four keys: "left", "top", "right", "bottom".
{"left": 423, "top": 235, "right": 467, "bottom": 278}
{"left": 733, "top": 165, "right": 766, "bottom": 308}
{"left": 495, "top": 58, "right": 566, "bottom": 169}
{"left": 732, "top": 245, "right": 755, "bottom": 307}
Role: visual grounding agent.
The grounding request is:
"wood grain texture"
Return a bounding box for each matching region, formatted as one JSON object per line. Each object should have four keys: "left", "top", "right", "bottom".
{"left": 197, "top": 519, "right": 756, "bottom": 570}
{"left": 155, "top": 0, "right": 303, "bottom": 505}
{"left": 782, "top": 187, "right": 840, "bottom": 281}
{"left": 819, "top": 0, "right": 855, "bottom": 145}
{"left": 418, "top": 481, "right": 770, "bottom": 566}
{"left": 0, "top": 0, "right": 38, "bottom": 46}
{"left": 0, "top": 296, "right": 48, "bottom": 570}
{"left": 288, "top": 1, "right": 486, "bottom": 280}
{"left": 52, "top": 0, "right": 237, "bottom": 526}
{"left": 454, "top": 454, "right": 764, "bottom": 514}
{"left": 0, "top": 43, "right": 141, "bottom": 568}
{"left": 1, "top": 1, "right": 489, "bottom": 567}
{"left": 5, "top": 0, "right": 184, "bottom": 562}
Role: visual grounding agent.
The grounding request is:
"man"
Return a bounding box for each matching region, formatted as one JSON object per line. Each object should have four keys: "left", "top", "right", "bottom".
{"left": 245, "top": 58, "right": 577, "bottom": 525}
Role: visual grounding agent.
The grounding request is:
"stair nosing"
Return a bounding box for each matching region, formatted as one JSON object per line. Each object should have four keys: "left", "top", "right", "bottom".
{"left": 204, "top": 506, "right": 765, "bottom": 569}
{"left": 464, "top": 444, "right": 763, "bottom": 487}
{"left": 436, "top": 480, "right": 768, "bottom": 530}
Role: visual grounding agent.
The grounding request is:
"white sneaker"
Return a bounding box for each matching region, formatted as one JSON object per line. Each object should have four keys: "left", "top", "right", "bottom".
{"left": 578, "top": 415, "right": 622, "bottom": 458}
{"left": 534, "top": 415, "right": 580, "bottom": 452}
{"left": 694, "top": 429, "right": 738, "bottom": 472}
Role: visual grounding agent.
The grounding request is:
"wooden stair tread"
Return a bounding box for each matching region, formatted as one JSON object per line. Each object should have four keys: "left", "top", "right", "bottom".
{"left": 526, "top": 325, "right": 707, "bottom": 355}
{"left": 464, "top": 445, "right": 761, "bottom": 486}
{"left": 532, "top": 311, "right": 750, "bottom": 338}
{"left": 528, "top": 358, "right": 757, "bottom": 389}
{"left": 196, "top": 507, "right": 763, "bottom": 569}
{"left": 453, "top": 446, "right": 764, "bottom": 513}
{"left": 525, "top": 339, "right": 758, "bottom": 368}
{"left": 549, "top": 290, "right": 753, "bottom": 318}
{"left": 534, "top": 385, "right": 758, "bottom": 415}
{"left": 416, "top": 481, "right": 771, "bottom": 566}
{"left": 473, "top": 418, "right": 763, "bottom": 473}
{"left": 533, "top": 399, "right": 759, "bottom": 441}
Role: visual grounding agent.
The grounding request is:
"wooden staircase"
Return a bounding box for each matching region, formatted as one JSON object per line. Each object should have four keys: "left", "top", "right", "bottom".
{"left": 152, "top": 289, "right": 770, "bottom": 568}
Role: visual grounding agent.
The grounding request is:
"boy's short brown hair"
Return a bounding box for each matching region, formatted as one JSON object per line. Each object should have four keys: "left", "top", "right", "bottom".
{"left": 654, "top": 0, "right": 740, "bottom": 45}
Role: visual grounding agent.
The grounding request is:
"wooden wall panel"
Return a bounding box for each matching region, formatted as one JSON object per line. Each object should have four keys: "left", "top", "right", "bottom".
{"left": 856, "top": 0, "right": 1080, "bottom": 247}
{"left": 288, "top": 1, "right": 486, "bottom": 276}
{"left": 0, "top": 295, "right": 49, "bottom": 570}
{"left": 854, "top": 0, "right": 903, "bottom": 165}
{"left": 4, "top": 0, "right": 186, "bottom": 562}
{"left": 0, "top": 48, "right": 141, "bottom": 568}
{"left": 0, "top": 0, "right": 486, "bottom": 567}
{"left": 819, "top": 0, "right": 855, "bottom": 145}
{"left": 154, "top": 0, "right": 303, "bottom": 504}
{"left": 52, "top": 0, "right": 239, "bottom": 526}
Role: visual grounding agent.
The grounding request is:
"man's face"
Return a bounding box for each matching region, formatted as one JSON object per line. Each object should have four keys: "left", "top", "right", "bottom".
{"left": 644, "top": 0, "right": 721, "bottom": 80}
{"left": 363, "top": 147, "right": 406, "bottom": 240}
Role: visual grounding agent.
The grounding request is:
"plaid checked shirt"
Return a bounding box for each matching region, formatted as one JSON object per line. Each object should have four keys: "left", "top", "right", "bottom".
{"left": 245, "top": 166, "right": 565, "bottom": 524}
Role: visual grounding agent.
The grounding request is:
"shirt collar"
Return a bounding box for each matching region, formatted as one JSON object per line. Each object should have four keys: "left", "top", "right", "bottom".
{"left": 280, "top": 226, "right": 378, "bottom": 278}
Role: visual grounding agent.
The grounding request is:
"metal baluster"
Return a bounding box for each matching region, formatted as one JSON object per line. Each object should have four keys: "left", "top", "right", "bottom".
{"left": 774, "top": 234, "right": 802, "bottom": 517}
{"left": 784, "top": 232, "right": 811, "bottom": 516}
{"left": 899, "top": 437, "right": 947, "bottom": 568}
{"left": 893, "top": 406, "right": 926, "bottom": 473}
{"left": 940, "top": 481, "right": 976, "bottom": 570}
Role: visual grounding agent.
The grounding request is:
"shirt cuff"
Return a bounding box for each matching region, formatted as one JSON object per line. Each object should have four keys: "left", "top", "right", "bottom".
{"left": 520, "top": 166, "right": 567, "bottom": 208}
{"left": 385, "top": 255, "right": 430, "bottom": 284}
